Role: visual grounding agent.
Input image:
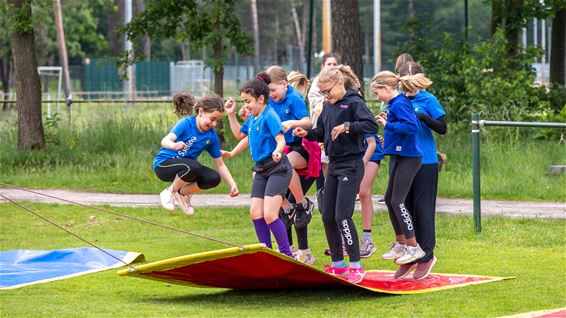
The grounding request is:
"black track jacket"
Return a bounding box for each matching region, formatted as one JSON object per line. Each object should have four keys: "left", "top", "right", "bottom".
{"left": 305, "top": 91, "right": 379, "bottom": 162}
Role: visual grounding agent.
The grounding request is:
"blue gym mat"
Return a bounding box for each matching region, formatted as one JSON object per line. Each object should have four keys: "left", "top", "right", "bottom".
{"left": 0, "top": 248, "right": 144, "bottom": 290}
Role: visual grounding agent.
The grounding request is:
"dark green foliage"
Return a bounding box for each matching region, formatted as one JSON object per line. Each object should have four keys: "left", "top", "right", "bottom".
{"left": 401, "top": 27, "right": 566, "bottom": 141}
{"left": 119, "top": 0, "right": 252, "bottom": 73}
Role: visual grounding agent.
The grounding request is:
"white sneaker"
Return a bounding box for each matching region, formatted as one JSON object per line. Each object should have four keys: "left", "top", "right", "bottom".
{"left": 159, "top": 186, "right": 175, "bottom": 211}
{"left": 395, "top": 244, "right": 425, "bottom": 265}
{"left": 295, "top": 249, "right": 316, "bottom": 265}
{"left": 174, "top": 192, "right": 194, "bottom": 216}
{"left": 381, "top": 241, "right": 406, "bottom": 260}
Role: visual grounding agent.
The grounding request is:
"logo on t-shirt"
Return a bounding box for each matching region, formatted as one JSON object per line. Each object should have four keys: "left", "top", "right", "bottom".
{"left": 396, "top": 146, "right": 402, "bottom": 152}
{"left": 340, "top": 105, "right": 348, "bottom": 109}
{"left": 177, "top": 136, "right": 197, "bottom": 157}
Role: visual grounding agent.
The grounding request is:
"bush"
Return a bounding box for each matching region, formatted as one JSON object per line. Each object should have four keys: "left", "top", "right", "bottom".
{"left": 401, "top": 28, "right": 566, "bottom": 141}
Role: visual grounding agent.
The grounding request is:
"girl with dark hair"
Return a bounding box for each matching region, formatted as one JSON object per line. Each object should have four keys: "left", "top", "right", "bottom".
{"left": 222, "top": 74, "right": 293, "bottom": 257}
{"left": 154, "top": 94, "right": 239, "bottom": 216}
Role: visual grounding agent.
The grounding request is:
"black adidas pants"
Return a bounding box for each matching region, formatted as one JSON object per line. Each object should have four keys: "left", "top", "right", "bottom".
{"left": 405, "top": 163, "right": 439, "bottom": 263}
{"left": 322, "top": 159, "right": 364, "bottom": 262}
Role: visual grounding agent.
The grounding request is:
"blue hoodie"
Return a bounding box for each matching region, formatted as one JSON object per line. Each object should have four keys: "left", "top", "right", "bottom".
{"left": 382, "top": 93, "right": 423, "bottom": 157}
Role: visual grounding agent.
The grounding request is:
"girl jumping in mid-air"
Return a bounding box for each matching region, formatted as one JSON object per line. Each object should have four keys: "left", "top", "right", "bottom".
{"left": 154, "top": 94, "right": 239, "bottom": 216}
{"left": 222, "top": 73, "right": 293, "bottom": 257}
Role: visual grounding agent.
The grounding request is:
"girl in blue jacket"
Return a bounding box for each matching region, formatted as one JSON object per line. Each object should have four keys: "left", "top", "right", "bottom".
{"left": 397, "top": 61, "right": 447, "bottom": 280}
{"left": 371, "top": 71, "right": 425, "bottom": 278}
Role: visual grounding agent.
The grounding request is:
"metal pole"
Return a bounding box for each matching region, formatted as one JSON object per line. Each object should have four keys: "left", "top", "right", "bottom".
{"left": 472, "top": 113, "right": 481, "bottom": 233}
{"left": 306, "top": 0, "right": 314, "bottom": 78}
{"left": 373, "top": 0, "right": 381, "bottom": 74}
{"left": 322, "top": 0, "right": 331, "bottom": 53}
{"left": 124, "top": 0, "right": 133, "bottom": 104}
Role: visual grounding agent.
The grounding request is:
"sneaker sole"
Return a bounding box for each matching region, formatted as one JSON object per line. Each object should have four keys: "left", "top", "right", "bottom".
{"left": 394, "top": 264, "right": 417, "bottom": 279}
{"left": 413, "top": 256, "right": 437, "bottom": 280}
{"left": 395, "top": 250, "right": 426, "bottom": 265}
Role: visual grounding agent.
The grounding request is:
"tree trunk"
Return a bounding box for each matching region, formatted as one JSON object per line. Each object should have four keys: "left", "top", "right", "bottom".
{"left": 290, "top": 0, "right": 306, "bottom": 72}
{"left": 213, "top": 18, "right": 224, "bottom": 145}
{"left": 331, "top": 0, "right": 363, "bottom": 92}
{"left": 53, "top": 0, "right": 72, "bottom": 101}
{"left": 134, "top": 0, "right": 151, "bottom": 60}
{"left": 550, "top": 8, "right": 565, "bottom": 85}
{"left": 8, "top": 0, "right": 45, "bottom": 150}
{"left": 250, "top": 0, "right": 260, "bottom": 74}
{"left": 505, "top": 0, "right": 523, "bottom": 58}
{"left": 0, "top": 57, "right": 11, "bottom": 111}
{"left": 491, "top": 0, "right": 503, "bottom": 35}
{"left": 109, "top": 0, "right": 125, "bottom": 57}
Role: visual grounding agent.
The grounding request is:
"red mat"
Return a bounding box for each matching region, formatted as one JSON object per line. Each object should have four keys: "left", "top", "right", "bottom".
{"left": 118, "top": 244, "right": 511, "bottom": 294}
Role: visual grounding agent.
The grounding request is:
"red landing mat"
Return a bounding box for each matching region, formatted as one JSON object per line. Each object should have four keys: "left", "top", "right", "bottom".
{"left": 118, "top": 244, "right": 511, "bottom": 294}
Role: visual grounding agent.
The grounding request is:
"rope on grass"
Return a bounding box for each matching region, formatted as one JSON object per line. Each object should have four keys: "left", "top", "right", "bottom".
{"left": 0, "top": 194, "right": 135, "bottom": 271}
{"left": 0, "top": 182, "right": 244, "bottom": 249}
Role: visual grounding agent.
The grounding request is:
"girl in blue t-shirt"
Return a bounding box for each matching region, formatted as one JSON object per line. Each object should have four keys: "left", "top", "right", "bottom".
{"left": 396, "top": 61, "right": 447, "bottom": 280}
{"left": 154, "top": 94, "right": 239, "bottom": 216}
{"left": 371, "top": 71, "right": 425, "bottom": 277}
{"left": 222, "top": 74, "right": 293, "bottom": 257}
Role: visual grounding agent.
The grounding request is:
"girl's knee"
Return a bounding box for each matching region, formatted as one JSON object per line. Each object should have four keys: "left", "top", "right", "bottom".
{"left": 198, "top": 171, "right": 221, "bottom": 189}
{"left": 358, "top": 188, "right": 371, "bottom": 199}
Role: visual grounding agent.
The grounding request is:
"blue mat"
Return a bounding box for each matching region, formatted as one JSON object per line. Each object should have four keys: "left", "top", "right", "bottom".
{"left": 0, "top": 248, "right": 144, "bottom": 290}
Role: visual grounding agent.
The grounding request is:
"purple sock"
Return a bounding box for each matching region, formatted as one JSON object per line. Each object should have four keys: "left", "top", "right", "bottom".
{"left": 252, "top": 218, "right": 272, "bottom": 249}
{"left": 268, "top": 218, "right": 292, "bottom": 256}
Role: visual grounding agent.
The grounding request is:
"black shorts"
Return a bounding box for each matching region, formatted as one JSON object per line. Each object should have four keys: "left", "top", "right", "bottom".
{"left": 251, "top": 155, "right": 293, "bottom": 198}
{"left": 288, "top": 141, "right": 309, "bottom": 162}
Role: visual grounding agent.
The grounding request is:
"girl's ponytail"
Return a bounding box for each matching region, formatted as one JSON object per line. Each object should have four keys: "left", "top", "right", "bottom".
{"left": 173, "top": 93, "right": 196, "bottom": 117}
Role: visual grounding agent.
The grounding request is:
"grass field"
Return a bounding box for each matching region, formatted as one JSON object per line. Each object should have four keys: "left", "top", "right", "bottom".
{"left": 1, "top": 202, "right": 565, "bottom": 317}
{"left": 1, "top": 106, "right": 564, "bottom": 201}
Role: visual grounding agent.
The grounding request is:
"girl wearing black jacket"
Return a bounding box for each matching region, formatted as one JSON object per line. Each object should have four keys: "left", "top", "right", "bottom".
{"left": 294, "top": 65, "right": 379, "bottom": 284}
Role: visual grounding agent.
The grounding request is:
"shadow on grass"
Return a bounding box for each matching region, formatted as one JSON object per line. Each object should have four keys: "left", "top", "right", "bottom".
{"left": 140, "top": 286, "right": 394, "bottom": 305}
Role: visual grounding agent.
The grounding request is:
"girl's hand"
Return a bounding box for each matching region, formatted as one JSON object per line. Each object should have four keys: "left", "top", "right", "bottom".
{"left": 229, "top": 184, "right": 239, "bottom": 197}
{"left": 281, "top": 120, "right": 294, "bottom": 133}
{"left": 238, "top": 107, "right": 251, "bottom": 121}
{"left": 331, "top": 124, "right": 346, "bottom": 141}
{"left": 376, "top": 112, "right": 387, "bottom": 127}
{"left": 272, "top": 150, "right": 282, "bottom": 162}
{"left": 378, "top": 135, "right": 384, "bottom": 147}
{"left": 221, "top": 150, "right": 233, "bottom": 159}
{"left": 293, "top": 127, "right": 307, "bottom": 138}
{"left": 225, "top": 99, "right": 236, "bottom": 114}
{"left": 173, "top": 141, "right": 186, "bottom": 150}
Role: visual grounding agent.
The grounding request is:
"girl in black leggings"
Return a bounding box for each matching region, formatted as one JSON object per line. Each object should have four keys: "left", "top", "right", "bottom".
{"left": 371, "top": 71, "right": 425, "bottom": 278}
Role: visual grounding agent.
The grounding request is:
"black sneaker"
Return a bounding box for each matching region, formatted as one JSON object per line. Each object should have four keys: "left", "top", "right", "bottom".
{"left": 294, "top": 198, "right": 314, "bottom": 229}
{"left": 278, "top": 207, "right": 295, "bottom": 230}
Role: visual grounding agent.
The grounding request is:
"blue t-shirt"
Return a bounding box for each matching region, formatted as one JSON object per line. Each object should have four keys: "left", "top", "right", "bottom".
{"left": 364, "top": 133, "right": 384, "bottom": 162}
{"left": 242, "top": 105, "right": 284, "bottom": 163}
{"left": 382, "top": 94, "right": 423, "bottom": 157}
{"left": 410, "top": 90, "right": 446, "bottom": 164}
{"left": 268, "top": 85, "right": 309, "bottom": 144}
{"left": 152, "top": 116, "right": 221, "bottom": 170}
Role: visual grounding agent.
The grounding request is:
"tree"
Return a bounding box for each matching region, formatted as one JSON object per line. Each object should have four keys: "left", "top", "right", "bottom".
{"left": 0, "top": 2, "right": 13, "bottom": 111}
{"left": 331, "top": 0, "right": 363, "bottom": 89}
{"left": 121, "top": 0, "right": 251, "bottom": 144}
{"left": 53, "top": 0, "right": 71, "bottom": 102}
{"left": 550, "top": 6, "right": 565, "bottom": 85}
{"left": 7, "top": 0, "right": 44, "bottom": 150}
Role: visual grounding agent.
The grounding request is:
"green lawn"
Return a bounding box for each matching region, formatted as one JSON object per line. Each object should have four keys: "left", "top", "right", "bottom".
{"left": 1, "top": 203, "right": 565, "bottom": 317}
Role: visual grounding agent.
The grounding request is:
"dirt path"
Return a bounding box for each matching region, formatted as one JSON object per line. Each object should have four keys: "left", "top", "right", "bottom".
{"left": 1, "top": 188, "right": 564, "bottom": 219}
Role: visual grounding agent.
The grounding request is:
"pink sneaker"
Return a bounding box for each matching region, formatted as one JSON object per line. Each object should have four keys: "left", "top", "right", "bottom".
{"left": 323, "top": 264, "right": 349, "bottom": 279}
{"left": 348, "top": 266, "right": 366, "bottom": 284}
